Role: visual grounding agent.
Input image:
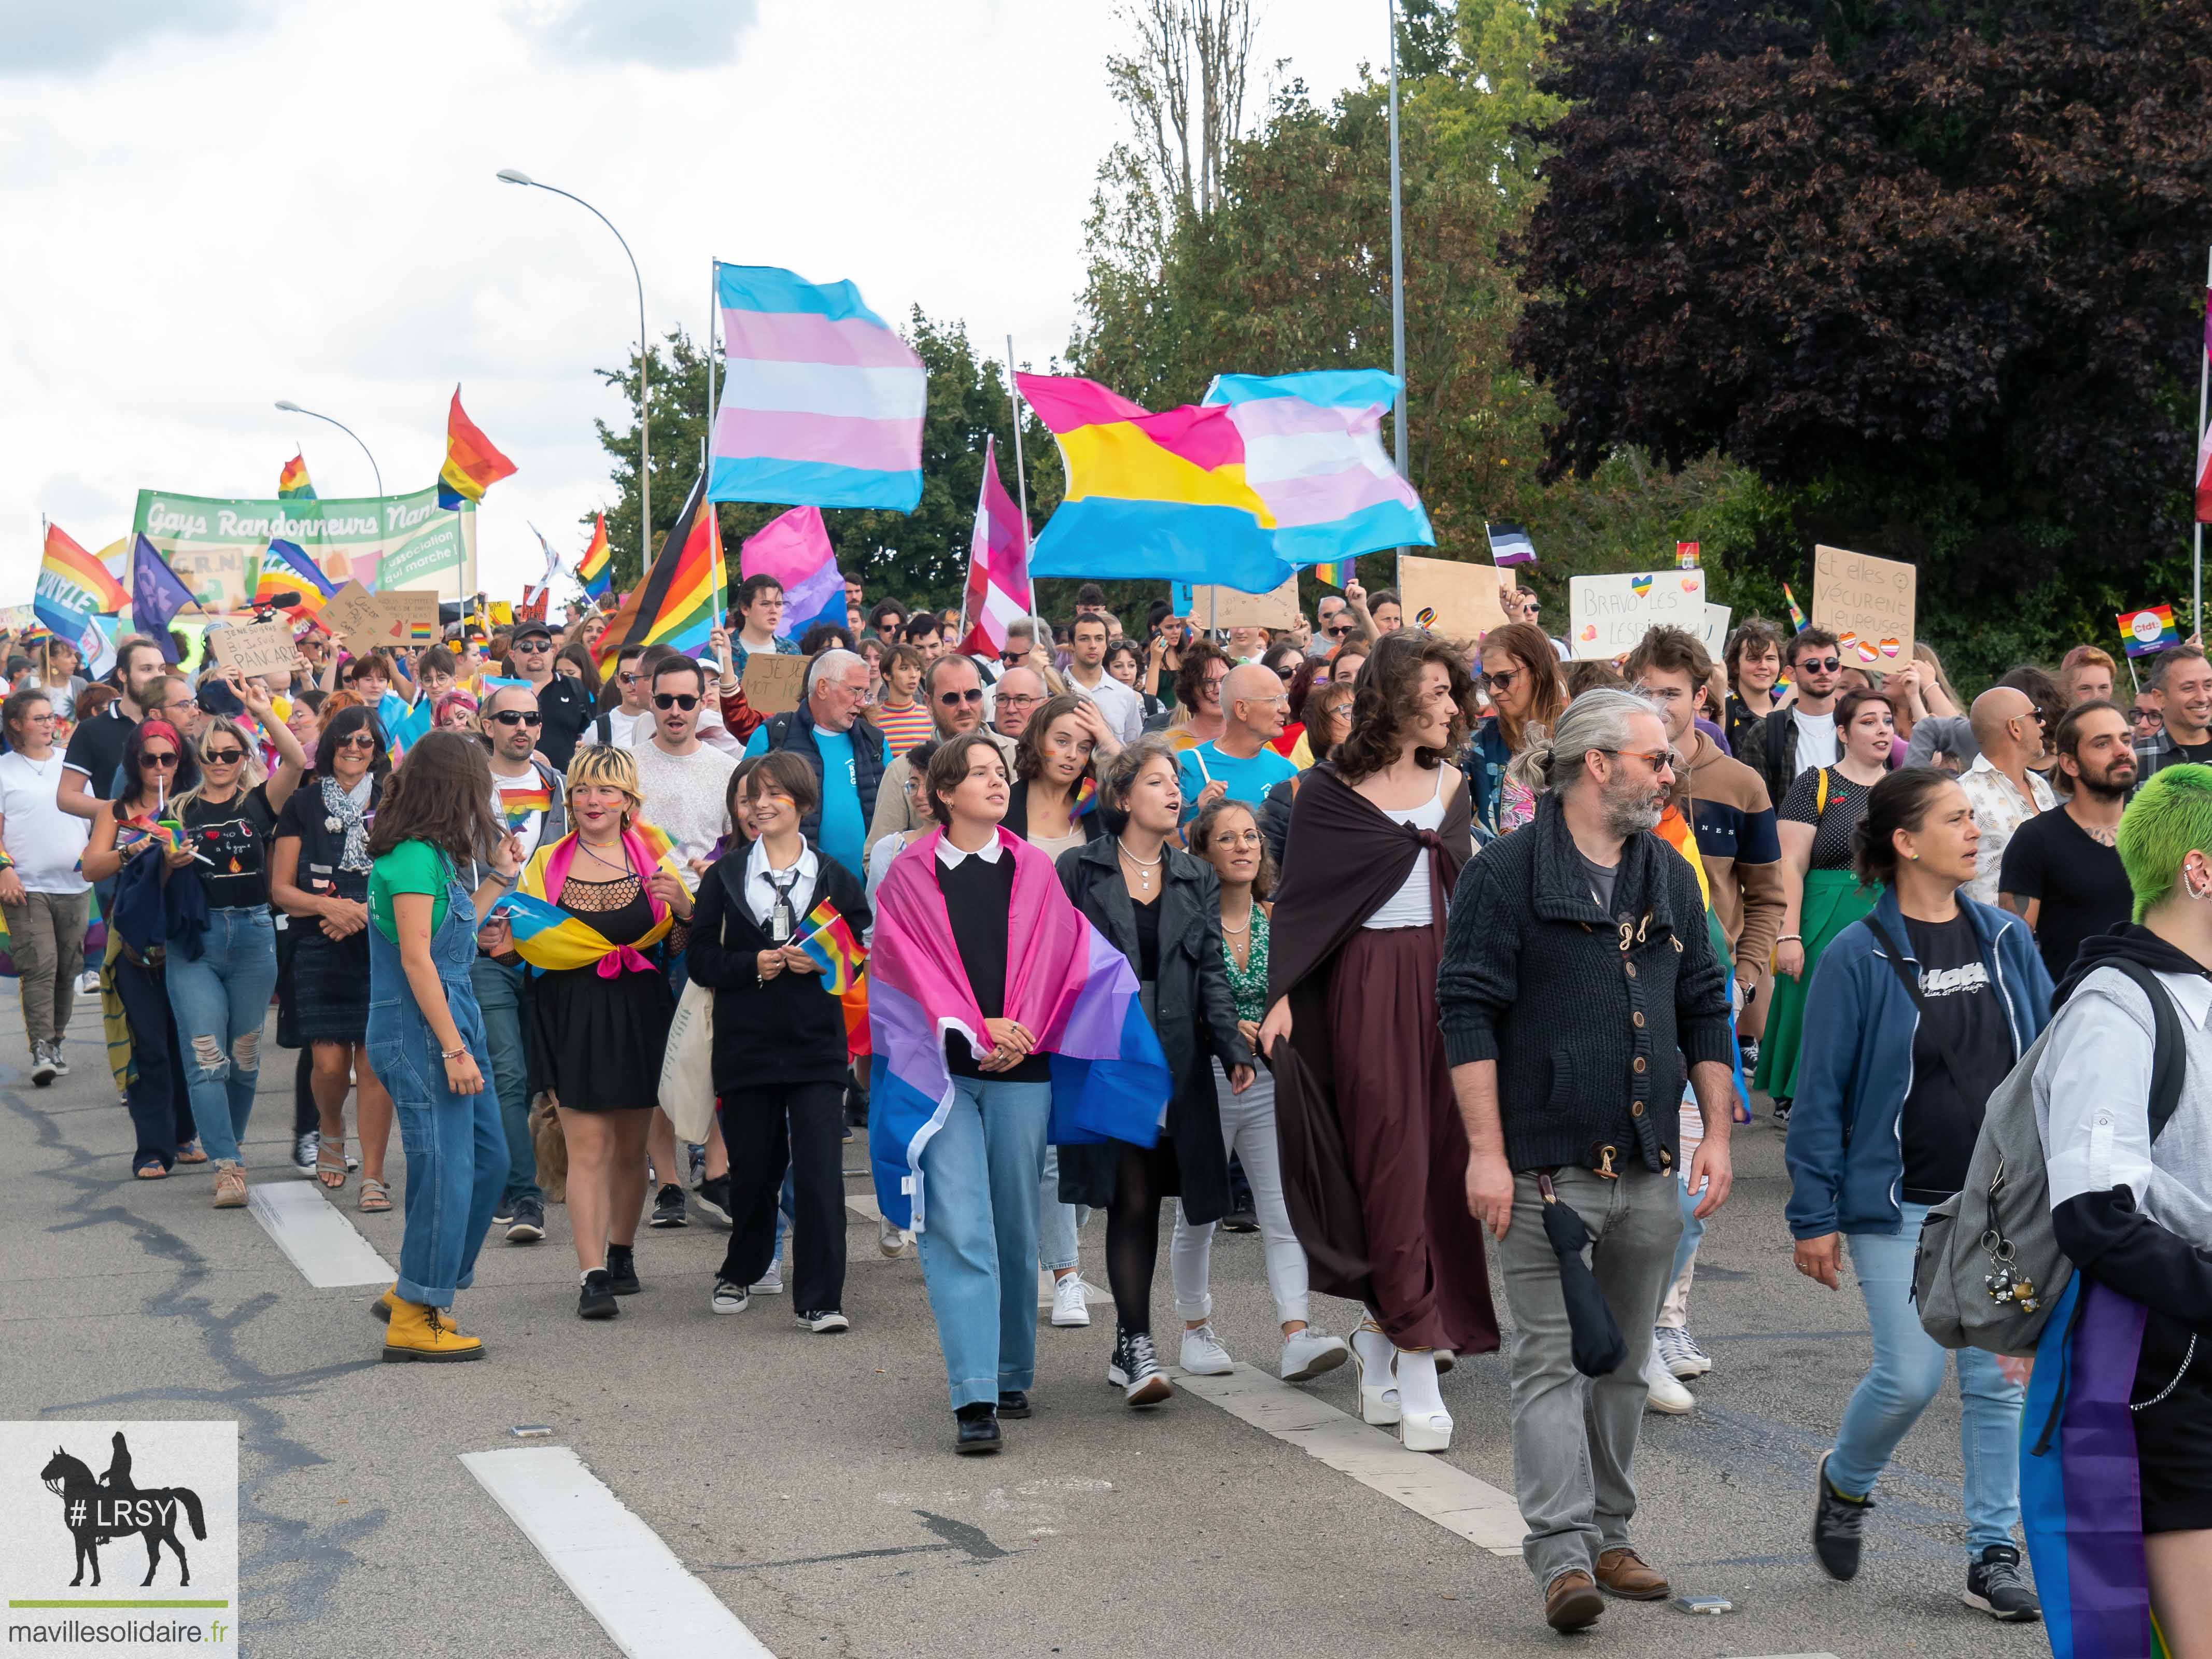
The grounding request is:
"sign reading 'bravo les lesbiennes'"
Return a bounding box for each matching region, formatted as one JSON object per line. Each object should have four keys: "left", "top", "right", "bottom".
{"left": 1569, "top": 568, "right": 1708, "bottom": 660}
{"left": 1812, "top": 544, "right": 1917, "bottom": 667}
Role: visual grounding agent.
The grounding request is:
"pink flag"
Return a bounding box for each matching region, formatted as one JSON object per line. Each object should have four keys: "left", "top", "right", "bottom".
{"left": 740, "top": 505, "right": 846, "bottom": 638}
{"left": 956, "top": 437, "right": 1031, "bottom": 658}
{"left": 2199, "top": 288, "right": 2212, "bottom": 524}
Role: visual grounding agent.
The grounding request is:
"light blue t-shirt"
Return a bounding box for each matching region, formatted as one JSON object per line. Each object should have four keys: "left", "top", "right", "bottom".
{"left": 1177, "top": 740, "right": 1298, "bottom": 823}
{"left": 742, "top": 721, "right": 893, "bottom": 878}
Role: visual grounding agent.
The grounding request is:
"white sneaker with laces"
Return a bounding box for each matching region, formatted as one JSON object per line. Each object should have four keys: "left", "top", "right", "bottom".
{"left": 77, "top": 970, "right": 101, "bottom": 995}
{"left": 710, "top": 1279, "right": 749, "bottom": 1315}
{"left": 878, "top": 1215, "right": 911, "bottom": 1258}
{"left": 1654, "top": 1325, "right": 1712, "bottom": 1379}
{"left": 750, "top": 1262, "right": 784, "bottom": 1296}
{"left": 48, "top": 1041, "right": 68, "bottom": 1077}
{"left": 1642, "top": 1346, "right": 1695, "bottom": 1414}
{"left": 1676, "top": 1329, "right": 1713, "bottom": 1374}
{"left": 1278, "top": 1327, "right": 1350, "bottom": 1382}
{"left": 1179, "top": 1323, "right": 1234, "bottom": 1375}
{"left": 1050, "top": 1272, "right": 1091, "bottom": 1328}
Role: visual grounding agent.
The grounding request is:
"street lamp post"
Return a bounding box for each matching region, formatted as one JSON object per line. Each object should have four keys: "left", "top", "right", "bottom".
{"left": 1387, "top": 0, "right": 1408, "bottom": 594}
{"left": 497, "top": 168, "right": 651, "bottom": 570}
{"left": 273, "top": 400, "right": 383, "bottom": 498}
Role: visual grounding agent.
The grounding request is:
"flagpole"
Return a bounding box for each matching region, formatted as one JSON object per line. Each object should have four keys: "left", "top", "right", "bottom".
{"left": 707, "top": 258, "right": 720, "bottom": 480}
{"left": 1005, "top": 335, "right": 1030, "bottom": 552}
{"left": 1387, "top": 0, "right": 1408, "bottom": 599}
{"left": 2196, "top": 246, "right": 2209, "bottom": 639}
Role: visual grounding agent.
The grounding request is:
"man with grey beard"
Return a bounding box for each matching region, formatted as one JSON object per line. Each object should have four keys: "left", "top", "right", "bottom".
{"left": 1435, "top": 688, "right": 1737, "bottom": 1636}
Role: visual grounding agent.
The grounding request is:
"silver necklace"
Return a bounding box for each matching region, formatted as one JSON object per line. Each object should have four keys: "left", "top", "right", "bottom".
{"left": 1220, "top": 907, "right": 1251, "bottom": 935}
{"left": 1118, "top": 838, "right": 1163, "bottom": 891}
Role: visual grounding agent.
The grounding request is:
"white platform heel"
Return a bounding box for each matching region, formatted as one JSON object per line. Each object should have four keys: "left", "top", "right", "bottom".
{"left": 1350, "top": 1318, "right": 1401, "bottom": 1426}
{"left": 1394, "top": 1347, "right": 1453, "bottom": 1453}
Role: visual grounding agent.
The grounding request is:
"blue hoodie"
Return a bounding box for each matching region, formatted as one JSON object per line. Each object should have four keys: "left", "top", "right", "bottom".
{"left": 1783, "top": 886, "right": 2053, "bottom": 1240}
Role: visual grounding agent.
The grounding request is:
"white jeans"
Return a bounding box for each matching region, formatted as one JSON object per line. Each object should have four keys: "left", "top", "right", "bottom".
{"left": 1170, "top": 1060, "right": 1310, "bottom": 1327}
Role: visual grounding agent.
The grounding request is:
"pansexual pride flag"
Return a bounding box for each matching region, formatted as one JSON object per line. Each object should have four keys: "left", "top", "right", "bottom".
{"left": 437, "top": 386, "right": 518, "bottom": 508}
{"left": 1020, "top": 369, "right": 1433, "bottom": 594}
{"left": 707, "top": 263, "right": 926, "bottom": 512}
{"left": 577, "top": 513, "right": 612, "bottom": 603}
{"left": 800, "top": 898, "right": 866, "bottom": 995}
{"left": 277, "top": 451, "right": 316, "bottom": 500}
{"left": 739, "top": 506, "right": 844, "bottom": 642}
{"left": 594, "top": 471, "right": 723, "bottom": 666}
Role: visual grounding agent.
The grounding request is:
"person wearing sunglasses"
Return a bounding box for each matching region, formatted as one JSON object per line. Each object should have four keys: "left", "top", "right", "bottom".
{"left": 865, "top": 654, "right": 1014, "bottom": 858}
{"left": 269, "top": 704, "right": 398, "bottom": 1208}
{"left": 1741, "top": 627, "right": 1845, "bottom": 814}
{"left": 502, "top": 621, "right": 594, "bottom": 771}
{"left": 158, "top": 676, "right": 311, "bottom": 1206}
{"left": 1470, "top": 622, "right": 1567, "bottom": 839}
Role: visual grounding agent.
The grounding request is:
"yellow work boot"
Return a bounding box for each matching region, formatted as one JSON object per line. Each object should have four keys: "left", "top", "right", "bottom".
{"left": 381, "top": 1299, "right": 485, "bottom": 1363}
{"left": 371, "top": 1284, "right": 398, "bottom": 1323}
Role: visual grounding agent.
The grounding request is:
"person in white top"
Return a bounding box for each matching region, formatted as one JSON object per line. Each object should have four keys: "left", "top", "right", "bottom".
{"left": 1064, "top": 614, "right": 1144, "bottom": 743}
{"left": 0, "top": 687, "right": 92, "bottom": 1083}
{"left": 1956, "top": 686, "right": 2055, "bottom": 908}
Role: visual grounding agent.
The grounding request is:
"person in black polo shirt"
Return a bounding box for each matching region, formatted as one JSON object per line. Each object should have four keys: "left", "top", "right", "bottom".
{"left": 1999, "top": 697, "right": 2137, "bottom": 982}
{"left": 504, "top": 621, "right": 593, "bottom": 770}
{"left": 58, "top": 638, "right": 170, "bottom": 819}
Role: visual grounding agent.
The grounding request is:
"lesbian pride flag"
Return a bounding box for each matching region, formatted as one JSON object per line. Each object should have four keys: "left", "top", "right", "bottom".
{"left": 740, "top": 505, "right": 844, "bottom": 642}
{"left": 867, "top": 828, "right": 1170, "bottom": 1233}
{"left": 955, "top": 435, "right": 1030, "bottom": 658}
{"left": 707, "top": 263, "right": 925, "bottom": 512}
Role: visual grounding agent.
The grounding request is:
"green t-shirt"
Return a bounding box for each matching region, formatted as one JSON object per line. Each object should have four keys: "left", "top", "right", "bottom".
{"left": 370, "top": 840, "right": 452, "bottom": 942}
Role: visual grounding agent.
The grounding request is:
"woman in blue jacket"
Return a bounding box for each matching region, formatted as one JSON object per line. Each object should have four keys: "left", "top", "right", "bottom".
{"left": 1783, "top": 767, "right": 2053, "bottom": 1622}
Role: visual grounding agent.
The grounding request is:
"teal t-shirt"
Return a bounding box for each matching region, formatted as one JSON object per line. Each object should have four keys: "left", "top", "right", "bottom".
{"left": 369, "top": 840, "right": 451, "bottom": 941}
{"left": 741, "top": 723, "right": 895, "bottom": 877}
{"left": 1176, "top": 741, "right": 1297, "bottom": 823}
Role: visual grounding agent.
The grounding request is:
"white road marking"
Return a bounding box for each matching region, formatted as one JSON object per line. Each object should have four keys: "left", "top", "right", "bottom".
{"left": 1172, "top": 1364, "right": 1527, "bottom": 1556}
{"left": 841, "top": 1190, "right": 1105, "bottom": 1306}
{"left": 247, "top": 1180, "right": 392, "bottom": 1288}
{"left": 462, "top": 1445, "right": 773, "bottom": 1658}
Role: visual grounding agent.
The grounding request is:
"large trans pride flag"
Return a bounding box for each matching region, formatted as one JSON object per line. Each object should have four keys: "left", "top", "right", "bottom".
{"left": 1020, "top": 368, "right": 1433, "bottom": 593}
{"left": 867, "top": 828, "right": 1170, "bottom": 1233}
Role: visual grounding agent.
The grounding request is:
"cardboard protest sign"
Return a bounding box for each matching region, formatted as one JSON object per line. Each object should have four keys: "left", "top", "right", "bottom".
{"left": 1702, "top": 603, "right": 1731, "bottom": 659}
{"left": 1568, "top": 568, "right": 1707, "bottom": 660}
{"left": 320, "top": 585, "right": 442, "bottom": 651}
{"left": 316, "top": 581, "right": 381, "bottom": 647}
{"left": 208, "top": 620, "right": 298, "bottom": 679}
{"left": 1400, "top": 555, "right": 1509, "bottom": 640}
{"left": 1188, "top": 574, "right": 1299, "bottom": 631}
{"left": 1812, "top": 544, "right": 1916, "bottom": 668}
{"left": 742, "top": 652, "right": 808, "bottom": 715}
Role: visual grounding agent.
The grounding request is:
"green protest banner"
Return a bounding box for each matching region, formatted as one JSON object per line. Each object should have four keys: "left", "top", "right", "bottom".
{"left": 131, "top": 486, "right": 477, "bottom": 611}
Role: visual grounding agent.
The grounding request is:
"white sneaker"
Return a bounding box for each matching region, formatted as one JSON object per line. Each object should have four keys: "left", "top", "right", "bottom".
{"left": 1179, "top": 1323, "right": 1234, "bottom": 1375}
{"left": 1278, "top": 1327, "right": 1350, "bottom": 1382}
{"left": 48, "top": 1042, "right": 68, "bottom": 1077}
{"left": 1653, "top": 1325, "right": 1711, "bottom": 1379}
{"left": 710, "top": 1279, "right": 750, "bottom": 1315}
{"left": 29, "top": 1043, "right": 57, "bottom": 1087}
{"left": 878, "top": 1215, "right": 911, "bottom": 1258}
{"left": 750, "top": 1262, "right": 784, "bottom": 1296}
{"left": 1643, "top": 1347, "right": 1695, "bottom": 1414}
{"left": 1050, "top": 1272, "right": 1091, "bottom": 1328}
{"left": 76, "top": 970, "right": 100, "bottom": 995}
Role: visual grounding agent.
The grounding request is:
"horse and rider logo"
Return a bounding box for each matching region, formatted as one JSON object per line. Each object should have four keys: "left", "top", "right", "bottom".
{"left": 38, "top": 1430, "right": 208, "bottom": 1587}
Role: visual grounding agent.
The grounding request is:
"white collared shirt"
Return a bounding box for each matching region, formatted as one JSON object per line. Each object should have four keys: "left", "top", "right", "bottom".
{"left": 743, "top": 838, "right": 819, "bottom": 931}
{"left": 935, "top": 834, "right": 1005, "bottom": 870}
{"left": 1065, "top": 666, "right": 1144, "bottom": 744}
{"left": 1957, "top": 753, "right": 2055, "bottom": 907}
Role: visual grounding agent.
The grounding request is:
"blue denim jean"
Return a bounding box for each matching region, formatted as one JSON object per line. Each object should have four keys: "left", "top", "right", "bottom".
{"left": 470, "top": 954, "right": 539, "bottom": 1207}
{"left": 912, "top": 1075, "right": 1052, "bottom": 1410}
{"left": 1037, "top": 1145, "right": 1091, "bottom": 1274}
{"left": 365, "top": 880, "right": 506, "bottom": 1307}
{"left": 1830, "top": 1202, "right": 2024, "bottom": 1554}
{"left": 162, "top": 906, "right": 278, "bottom": 1166}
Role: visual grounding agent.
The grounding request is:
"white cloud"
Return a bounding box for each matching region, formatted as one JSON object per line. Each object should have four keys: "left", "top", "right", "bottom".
{"left": 0, "top": 0, "right": 268, "bottom": 79}
{"left": 0, "top": 0, "right": 1383, "bottom": 605}
{"left": 506, "top": 0, "right": 762, "bottom": 68}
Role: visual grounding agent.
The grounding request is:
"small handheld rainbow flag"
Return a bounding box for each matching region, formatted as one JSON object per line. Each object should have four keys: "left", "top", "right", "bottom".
{"left": 2118, "top": 604, "right": 2180, "bottom": 658}
{"left": 799, "top": 898, "right": 866, "bottom": 995}
{"left": 1311, "top": 559, "right": 1353, "bottom": 589}
{"left": 1074, "top": 777, "right": 1100, "bottom": 818}
{"left": 498, "top": 780, "right": 553, "bottom": 825}
{"left": 1783, "top": 582, "right": 1808, "bottom": 634}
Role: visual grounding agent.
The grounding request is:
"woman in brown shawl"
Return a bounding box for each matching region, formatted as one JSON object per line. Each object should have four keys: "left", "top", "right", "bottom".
{"left": 1259, "top": 631, "right": 1499, "bottom": 1453}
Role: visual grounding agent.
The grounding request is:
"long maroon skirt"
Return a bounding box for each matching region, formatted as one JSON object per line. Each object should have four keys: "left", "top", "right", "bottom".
{"left": 1327, "top": 924, "right": 1500, "bottom": 1354}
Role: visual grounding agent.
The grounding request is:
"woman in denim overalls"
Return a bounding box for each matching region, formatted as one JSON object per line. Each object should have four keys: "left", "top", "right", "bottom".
{"left": 362, "top": 733, "right": 522, "bottom": 1363}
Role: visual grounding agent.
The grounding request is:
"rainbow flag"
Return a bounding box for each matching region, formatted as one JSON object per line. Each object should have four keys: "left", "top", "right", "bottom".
{"left": 593, "top": 470, "right": 723, "bottom": 668}
{"left": 577, "top": 513, "right": 612, "bottom": 603}
{"left": 277, "top": 451, "right": 316, "bottom": 500}
{"left": 37, "top": 523, "right": 129, "bottom": 677}
{"left": 436, "top": 385, "right": 518, "bottom": 508}
{"left": 1784, "top": 582, "right": 1809, "bottom": 634}
{"left": 1653, "top": 804, "right": 1712, "bottom": 911}
{"left": 1074, "top": 777, "right": 1099, "bottom": 818}
{"left": 2118, "top": 604, "right": 2180, "bottom": 658}
{"left": 498, "top": 780, "right": 553, "bottom": 825}
{"left": 1021, "top": 369, "right": 1433, "bottom": 593}
{"left": 253, "top": 538, "right": 335, "bottom": 615}
{"left": 840, "top": 973, "right": 871, "bottom": 1062}
{"left": 799, "top": 898, "right": 867, "bottom": 994}
{"left": 1311, "top": 559, "right": 1355, "bottom": 589}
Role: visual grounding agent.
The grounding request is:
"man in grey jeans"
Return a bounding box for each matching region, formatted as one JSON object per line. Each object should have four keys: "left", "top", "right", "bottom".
{"left": 1438, "top": 688, "right": 1738, "bottom": 1635}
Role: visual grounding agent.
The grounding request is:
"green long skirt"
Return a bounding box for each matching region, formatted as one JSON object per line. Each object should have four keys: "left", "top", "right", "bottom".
{"left": 1753, "top": 868, "right": 1876, "bottom": 1104}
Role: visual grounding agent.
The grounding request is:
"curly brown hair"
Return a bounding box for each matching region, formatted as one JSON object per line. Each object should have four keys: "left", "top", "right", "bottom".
{"left": 1188, "top": 797, "right": 1276, "bottom": 900}
{"left": 1332, "top": 631, "right": 1478, "bottom": 783}
{"left": 366, "top": 730, "right": 504, "bottom": 866}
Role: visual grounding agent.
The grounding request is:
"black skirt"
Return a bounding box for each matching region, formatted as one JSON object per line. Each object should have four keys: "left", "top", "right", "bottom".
{"left": 529, "top": 962, "right": 674, "bottom": 1113}
{"left": 2133, "top": 1309, "right": 2212, "bottom": 1534}
{"left": 292, "top": 924, "right": 370, "bottom": 1046}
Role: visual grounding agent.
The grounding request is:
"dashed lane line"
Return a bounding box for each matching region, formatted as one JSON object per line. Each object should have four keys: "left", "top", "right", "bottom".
{"left": 247, "top": 1179, "right": 393, "bottom": 1288}
{"left": 462, "top": 1445, "right": 773, "bottom": 1658}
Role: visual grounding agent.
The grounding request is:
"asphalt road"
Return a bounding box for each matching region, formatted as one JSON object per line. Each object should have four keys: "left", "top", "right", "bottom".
{"left": 0, "top": 991, "right": 2052, "bottom": 1658}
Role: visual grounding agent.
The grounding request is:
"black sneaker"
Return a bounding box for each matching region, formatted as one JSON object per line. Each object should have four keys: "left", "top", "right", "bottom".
{"left": 649, "top": 1183, "right": 687, "bottom": 1228}
{"left": 1964, "top": 1544, "right": 2041, "bottom": 1622}
{"left": 492, "top": 1202, "right": 515, "bottom": 1227}
{"left": 604, "top": 1244, "right": 641, "bottom": 1296}
{"left": 692, "top": 1174, "right": 732, "bottom": 1226}
{"left": 1811, "top": 1450, "right": 1871, "bottom": 1581}
{"left": 505, "top": 1197, "right": 544, "bottom": 1243}
{"left": 1108, "top": 1325, "right": 1173, "bottom": 1407}
{"left": 1773, "top": 1096, "right": 1793, "bottom": 1124}
{"left": 953, "top": 1402, "right": 1000, "bottom": 1455}
{"left": 1218, "top": 1206, "right": 1259, "bottom": 1234}
{"left": 578, "top": 1270, "right": 618, "bottom": 1319}
{"left": 997, "top": 1389, "right": 1032, "bottom": 1419}
{"left": 795, "top": 1308, "right": 850, "bottom": 1333}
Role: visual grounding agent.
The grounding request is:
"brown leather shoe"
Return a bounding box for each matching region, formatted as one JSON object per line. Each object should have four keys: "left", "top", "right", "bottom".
{"left": 1544, "top": 1570, "right": 1604, "bottom": 1632}
{"left": 1594, "top": 1546, "right": 1670, "bottom": 1600}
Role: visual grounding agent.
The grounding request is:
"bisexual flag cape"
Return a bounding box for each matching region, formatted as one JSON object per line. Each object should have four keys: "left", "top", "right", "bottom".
{"left": 2021, "top": 1277, "right": 2172, "bottom": 1657}
{"left": 867, "top": 827, "right": 1171, "bottom": 1232}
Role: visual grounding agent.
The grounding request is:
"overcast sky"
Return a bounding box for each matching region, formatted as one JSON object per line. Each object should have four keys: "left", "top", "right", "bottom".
{"left": 1, "top": 0, "right": 1387, "bottom": 606}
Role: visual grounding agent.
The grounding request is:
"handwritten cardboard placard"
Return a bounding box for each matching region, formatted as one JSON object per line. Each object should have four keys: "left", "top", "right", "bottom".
{"left": 1701, "top": 603, "right": 1731, "bottom": 659}
{"left": 742, "top": 651, "right": 808, "bottom": 715}
{"left": 1569, "top": 568, "right": 1707, "bottom": 660}
{"left": 208, "top": 620, "right": 298, "bottom": 679}
{"left": 1188, "top": 574, "right": 1300, "bottom": 631}
{"left": 322, "top": 586, "right": 442, "bottom": 652}
{"left": 1401, "top": 555, "right": 1509, "bottom": 641}
{"left": 316, "top": 581, "right": 381, "bottom": 648}
{"left": 1812, "top": 544, "right": 1916, "bottom": 668}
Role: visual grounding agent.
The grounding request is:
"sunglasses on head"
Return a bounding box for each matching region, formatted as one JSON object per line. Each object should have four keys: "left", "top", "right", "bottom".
{"left": 654, "top": 693, "right": 699, "bottom": 711}
{"left": 937, "top": 687, "right": 984, "bottom": 706}
{"left": 202, "top": 747, "right": 247, "bottom": 765}
{"left": 490, "top": 710, "right": 542, "bottom": 727}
